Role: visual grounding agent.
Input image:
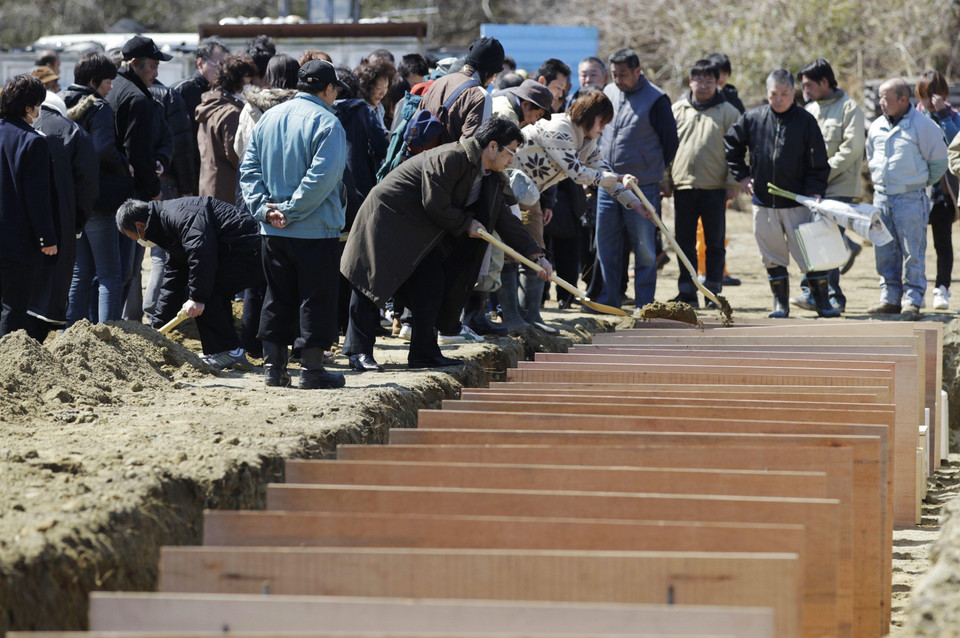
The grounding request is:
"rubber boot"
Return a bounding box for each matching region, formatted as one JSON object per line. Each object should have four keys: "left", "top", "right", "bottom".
{"left": 464, "top": 291, "right": 507, "bottom": 336}
{"left": 299, "top": 347, "right": 346, "bottom": 389}
{"left": 519, "top": 264, "right": 557, "bottom": 334}
{"left": 807, "top": 270, "right": 841, "bottom": 318}
{"left": 499, "top": 262, "right": 532, "bottom": 330}
{"left": 767, "top": 266, "right": 789, "bottom": 319}
{"left": 262, "top": 340, "right": 291, "bottom": 387}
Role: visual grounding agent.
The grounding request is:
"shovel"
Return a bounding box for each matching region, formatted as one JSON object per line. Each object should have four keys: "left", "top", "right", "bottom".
{"left": 475, "top": 228, "right": 630, "bottom": 317}
{"left": 158, "top": 309, "right": 190, "bottom": 335}
{"left": 627, "top": 181, "right": 734, "bottom": 325}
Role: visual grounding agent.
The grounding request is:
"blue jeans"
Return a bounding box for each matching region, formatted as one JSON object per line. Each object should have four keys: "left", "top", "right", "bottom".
{"left": 595, "top": 184, "right": 660, "bottom": 308}
{"left": 67, "top": 213, "right": 124, "bottom": 325}
{"left": 874, "top": 189, "right": 930, "bottom": 307}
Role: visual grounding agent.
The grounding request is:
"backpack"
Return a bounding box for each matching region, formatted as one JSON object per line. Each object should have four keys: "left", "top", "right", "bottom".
{"left": 376, "top": 78, "right": 479, "bottom": 182}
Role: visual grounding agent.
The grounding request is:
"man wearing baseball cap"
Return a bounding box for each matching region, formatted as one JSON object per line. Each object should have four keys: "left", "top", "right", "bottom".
{"left": 239, "top": 60, "right": 350, "bottom": 390}
{"left": 418, "top": 36, "right": 505, "bottom": 145}
{"left": 108, "top": 35, "right": 171, "bottom": 203}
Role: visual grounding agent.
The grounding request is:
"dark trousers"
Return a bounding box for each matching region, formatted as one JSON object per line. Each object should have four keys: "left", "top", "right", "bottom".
{"left": 240, "top": 282, "right": 266, "bottom": 357}
{"left": 0, "top": 259, "right": 36, "bottom": 338}
{"left": 674, "top": 188, "right": 726, "bottom": 293}
{"left": 343, "top": 246, "right": 446, "bottom": 362}
{"left": 259, "top": 235, "right": 339, "bottom": 351}
{"left": 343, "top": 288, "right": 380, "bottom": 357}
{"left": 155, "top": 249, "right": 261, "bottom": 355}
{"left": 546, "top": 234, "right": 580, "bottom": 304}
{"left": 402, "top": 247, "right": 446, "bottom": 360}
{"left": 930, "top": 201, "right": 954, "bottom": 289}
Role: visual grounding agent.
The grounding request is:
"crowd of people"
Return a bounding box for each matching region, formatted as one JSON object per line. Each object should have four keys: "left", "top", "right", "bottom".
{"left": 1, "top": 33, "right": 959, "bottom": 388}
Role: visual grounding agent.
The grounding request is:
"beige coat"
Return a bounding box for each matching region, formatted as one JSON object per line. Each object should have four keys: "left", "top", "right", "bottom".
{"left": 669, "top": 93, "right": 740, "bottom": 191}
{"left": 805, "top": 89, "right": 865, "bottom": 199}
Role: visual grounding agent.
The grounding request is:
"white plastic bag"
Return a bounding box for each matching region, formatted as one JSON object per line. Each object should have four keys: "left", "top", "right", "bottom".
{"left": 795, "top": 215, "right": 848, "bottom": 271}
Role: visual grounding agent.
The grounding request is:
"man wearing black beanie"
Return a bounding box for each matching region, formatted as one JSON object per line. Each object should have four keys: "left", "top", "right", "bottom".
{"left": 418, "top": 36, "right": 504, "bottom": 145}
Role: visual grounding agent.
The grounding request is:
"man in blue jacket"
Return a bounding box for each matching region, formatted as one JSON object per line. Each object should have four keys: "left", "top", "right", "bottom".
{"left": 866, "top": 78, "right": 949, "bottom": 320}
{"left": 597, "top": 48, "right": 678, "bottom": 309}
{"left": 240, "top": 60, "right": 349, "bottom": 389}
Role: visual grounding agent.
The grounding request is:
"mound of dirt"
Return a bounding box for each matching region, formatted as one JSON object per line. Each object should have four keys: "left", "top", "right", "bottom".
{"left": 637, "top": 300, "right": 703, "bottom": 327}
{"left": 0, "top": 321, "right": 209, "bottom": 423}
{"left": 0, "top": 332, "right": 72, "bottom": 418}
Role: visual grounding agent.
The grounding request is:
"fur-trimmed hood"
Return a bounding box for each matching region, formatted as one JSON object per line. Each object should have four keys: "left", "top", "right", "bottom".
{"left": 244, "top": 86, "right": 297, "bottom": 113}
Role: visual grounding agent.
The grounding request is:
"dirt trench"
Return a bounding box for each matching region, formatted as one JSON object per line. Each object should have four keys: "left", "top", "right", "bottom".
{"left": 0, "top": 314, "right": 618, "bottom": 634}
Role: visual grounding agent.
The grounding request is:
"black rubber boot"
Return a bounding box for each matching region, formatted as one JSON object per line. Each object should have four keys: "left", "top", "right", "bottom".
{"left": 262, "top": 340, "right": 291, "bottom": 387}
{"left": 465, "top": 291, "right": 507, "bottom": 336}
{"left": 807, "top": 270, "right": 841, "bottom": 318}
{"left": 499, "top": 262, "right": 532, "bottom": 330}
{"left": 299, "top": 347, "right": 346, "bottom": 389}
{"left": 767, "top": 266, "right": 789, "bottom": 318}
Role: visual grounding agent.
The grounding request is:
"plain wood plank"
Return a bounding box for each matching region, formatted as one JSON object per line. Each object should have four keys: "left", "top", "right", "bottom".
{"left": 459, "top": 390, "right": 885, "bottom": 408}
{"left": 283, "top": 459, "right": 829, "bottom": 500}
{"left": 19, "top": 633, "right": 740, "bottom": 638}
{"left": 595, "top": 323, "right": 938, "bottom": 470}
{"left": 385, "top": 428, "right": 887, "bottom": 636}
{"left": 501, "top": 364, "right": 909, "bottom": 526}
{"left": 156, "top": 548, "right": 802, "bottom": 638}
{"left": 332, "top": 443, "right": 880, "bottom": 637}
{"left": 85, "top": 593, "right": 775, "bottom": 637}
{"left": 261, "top": 486, "right": 838, "bottom": 638}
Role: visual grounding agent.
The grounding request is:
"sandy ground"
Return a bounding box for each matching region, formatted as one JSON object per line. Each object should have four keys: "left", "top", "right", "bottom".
{"left": 1, "top": 196, "right": 959, "bottom": 634}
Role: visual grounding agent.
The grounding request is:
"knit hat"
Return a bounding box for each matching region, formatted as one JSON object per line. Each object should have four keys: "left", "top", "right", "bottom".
{"left": 464, "top": 37, "right": 505, "bottom": 75}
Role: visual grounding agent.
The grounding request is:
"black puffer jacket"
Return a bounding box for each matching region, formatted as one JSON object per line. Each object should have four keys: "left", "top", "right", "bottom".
{"left": 141, "top": 196, "right": 260, "bottom": 303}
{"left": 62, "top": 85, "right": 132, "bottom": 213}
{"left": 107, "top": 68, "right": 160, "bottom": 200}
{"left": 151, "top": 80, "right": 195, "bottom": 196}
{"left": 724, "top": 103, "right": 830, "bottom": 209}
{"left": 172, "top": 71, "right": 210, "bottom": 193}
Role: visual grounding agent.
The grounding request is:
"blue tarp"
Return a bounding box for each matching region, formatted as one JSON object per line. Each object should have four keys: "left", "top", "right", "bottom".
{"left": 480, "top": 23, "right": 599, "bottom": 94}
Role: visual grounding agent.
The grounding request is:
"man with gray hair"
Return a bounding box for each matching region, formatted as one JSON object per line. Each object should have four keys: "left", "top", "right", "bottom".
{"left": 866, "top": 77, "right": 948, "bottom": 319}
{"left": 724, "top": 68, "right": 830, "bottom": 318}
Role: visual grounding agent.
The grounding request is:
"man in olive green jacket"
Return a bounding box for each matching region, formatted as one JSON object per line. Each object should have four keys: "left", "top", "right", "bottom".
{"left": 792, "top": 58, "right": 865, "bottom": 313}
{"left": 665, "top": 59, "right": 740, "bottom": 306}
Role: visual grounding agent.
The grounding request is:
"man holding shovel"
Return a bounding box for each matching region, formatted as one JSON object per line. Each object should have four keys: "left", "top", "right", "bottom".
{"left": 116, "top": 197, "right": 262, "bottom": 370}
{"left": 341, "top": 117, "right": 548, "bottom": 371}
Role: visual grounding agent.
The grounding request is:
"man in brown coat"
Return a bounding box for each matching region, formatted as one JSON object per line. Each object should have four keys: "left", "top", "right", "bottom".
{"left": 416, "top": 36, "right": 504, "bottom": 145}
{"left": 341, "top": 117, "right": 550, "bottom": 371}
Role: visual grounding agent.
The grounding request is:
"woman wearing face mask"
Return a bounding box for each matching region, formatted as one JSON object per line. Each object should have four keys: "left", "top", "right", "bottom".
{"left": 0, "top": 74, "right": 58, "bottom": 338}
{"left": 196, "top": 55, "right": 257, "bottom": 204}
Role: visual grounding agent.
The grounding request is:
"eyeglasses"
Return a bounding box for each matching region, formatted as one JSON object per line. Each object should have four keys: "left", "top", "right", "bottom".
{"left": 501, "top": 145, "right": 517, "bottom": 157}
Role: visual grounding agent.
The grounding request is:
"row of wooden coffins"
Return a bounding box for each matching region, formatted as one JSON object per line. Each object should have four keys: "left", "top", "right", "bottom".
{"left": 14, "top": 319, "right": 942, "bottom": 638}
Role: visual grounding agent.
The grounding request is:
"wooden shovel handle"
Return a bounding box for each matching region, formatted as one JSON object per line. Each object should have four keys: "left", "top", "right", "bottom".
{"left": 475, "top": 228, "right": 629, "bottom": 316}
{"left": 628, "top": 182, "right": 725, "bottom": 309}
{"left": 159, "top": 309, "right": 190, "bottom": 335}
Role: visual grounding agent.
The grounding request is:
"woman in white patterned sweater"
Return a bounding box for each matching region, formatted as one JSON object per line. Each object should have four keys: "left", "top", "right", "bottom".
{"left": 509, "top": 90, "right": 649, "bottom": 322}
